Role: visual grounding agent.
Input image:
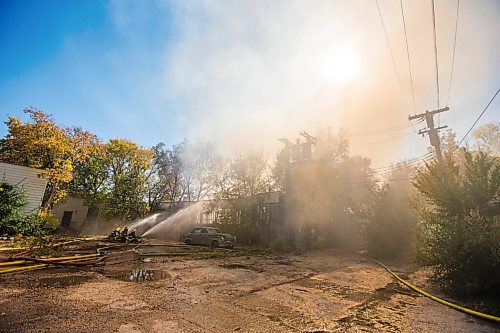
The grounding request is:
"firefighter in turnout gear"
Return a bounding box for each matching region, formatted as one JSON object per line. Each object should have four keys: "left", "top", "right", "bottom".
{"left": 109, "top": 227, "right": 121, "bottom": 241}
{"left": 120, "top": 227, "right": 129, "bottom": 242}
{"left": 127, "top": 229, "right": 140, "bottom": 243}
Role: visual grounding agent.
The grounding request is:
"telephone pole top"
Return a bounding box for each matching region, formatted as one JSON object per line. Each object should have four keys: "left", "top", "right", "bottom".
{"left": 409, "top": 107, "right": 449, "bottom": 162}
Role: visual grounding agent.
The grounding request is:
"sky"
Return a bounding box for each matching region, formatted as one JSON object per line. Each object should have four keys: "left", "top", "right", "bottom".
{"left": 0, "top": 0, "right": 499, "bottom": 168}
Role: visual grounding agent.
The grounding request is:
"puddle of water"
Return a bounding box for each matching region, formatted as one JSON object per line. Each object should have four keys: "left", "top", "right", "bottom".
{"left": 101, "top": 264, "right": 170, "bottom": 282}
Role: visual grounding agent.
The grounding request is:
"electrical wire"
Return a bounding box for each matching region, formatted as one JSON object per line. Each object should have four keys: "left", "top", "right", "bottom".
{"left": 349, "top": 123, "right": 412, "bottom": 137}
{"left": 456, "top": 88, "right": 500, "bottom": 148}
{"left": 369, "top": 156, "right": 434, "bottom": 177}
{"left": 399, "top": 0, "right": 417, "bottom": 114}
{"left": 371, "top": 152, "right": 433, "bottom": 171}
{"left": 375, "top": 0, "right": 409, "bottom": 113}
{"left": 431, "top": 0, "right": 440, "bottom": 109}
{"left": 446, "top": 0, "right": 460, "bottom": 106}
{"left": 350, "top": 130, "right": 416, "bottom": 146}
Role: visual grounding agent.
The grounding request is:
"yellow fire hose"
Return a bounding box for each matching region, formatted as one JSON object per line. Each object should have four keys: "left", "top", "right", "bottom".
{"left": 360, "top": 254, "right": 500, "bottom": 323}
{"left": 0, "top": 256, "right": 98, "bottom": 274}
{"left": 0, "top": 237, "right": 106, "bottom": 253}
{"left": 0, "top": 260, "right": 26, "bottom": 267}
{"left": 1, "top": 242, "right": 231, "bottom": 274}
{"left": 0, "top": 254, "right": 99, "bottom": 268}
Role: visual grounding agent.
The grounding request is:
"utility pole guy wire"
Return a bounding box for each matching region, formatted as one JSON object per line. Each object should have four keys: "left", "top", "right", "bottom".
{"left": 457, "top": 88, "right": 500, "bottom": 147}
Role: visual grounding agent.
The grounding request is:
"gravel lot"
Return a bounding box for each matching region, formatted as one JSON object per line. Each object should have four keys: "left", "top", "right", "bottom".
{"left": 0, "top": 250, "right": 497, "bottom": 333}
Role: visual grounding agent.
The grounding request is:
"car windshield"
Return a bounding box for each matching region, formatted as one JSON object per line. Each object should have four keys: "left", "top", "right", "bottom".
{"left": 207, "top": 228, "right": 220, "bottom": 234}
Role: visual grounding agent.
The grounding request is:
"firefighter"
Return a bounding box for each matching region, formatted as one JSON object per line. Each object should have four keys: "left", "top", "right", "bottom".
{"left": 109, "top": 227, "right": 121, "bottom": 241}
{"left": 128, "top": 229, "right": 139, "bottom": 243}
{"left": 120, "top": 226, "right": 129, "bottom": 242}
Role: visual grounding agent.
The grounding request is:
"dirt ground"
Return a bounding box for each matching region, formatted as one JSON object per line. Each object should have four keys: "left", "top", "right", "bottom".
{"left": 0, "top": 249, "right": 498, "bottom": 333}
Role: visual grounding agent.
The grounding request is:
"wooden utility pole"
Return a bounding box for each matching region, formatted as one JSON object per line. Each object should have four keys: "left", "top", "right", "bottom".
{"left": 408, "top": 107, "right": 449, "bottom": 162}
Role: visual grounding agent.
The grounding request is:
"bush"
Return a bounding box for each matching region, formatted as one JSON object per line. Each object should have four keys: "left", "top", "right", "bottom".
{"left": 416, "top": 212, "right": 500, "bottom": 294}
{"left": 413, "top": 151, "right": 500, "bottom": 294}
{"left": 0, "top": 182, "right": 46, "bottom": 237}
{"left": 359, "top": 185, "right": 418, "bottom": 259}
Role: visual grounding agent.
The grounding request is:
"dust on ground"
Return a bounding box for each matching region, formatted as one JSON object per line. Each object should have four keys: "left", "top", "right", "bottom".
{"left": 0, "top": 249, "right": 498, "bottom": 333}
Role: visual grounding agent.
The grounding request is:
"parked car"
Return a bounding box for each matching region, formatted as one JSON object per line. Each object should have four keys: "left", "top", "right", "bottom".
{"left": 183, "top": 227, "right": 236, "bottom": 249}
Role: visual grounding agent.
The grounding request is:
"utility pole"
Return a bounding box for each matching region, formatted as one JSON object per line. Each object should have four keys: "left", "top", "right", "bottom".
{"left": 408, "top": 107, "right": 449, "bottom": 162}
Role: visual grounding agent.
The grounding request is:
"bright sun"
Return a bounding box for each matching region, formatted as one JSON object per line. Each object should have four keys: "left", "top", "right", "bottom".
{"left": 322, "top": 47, "right": 361, "bottom": 84}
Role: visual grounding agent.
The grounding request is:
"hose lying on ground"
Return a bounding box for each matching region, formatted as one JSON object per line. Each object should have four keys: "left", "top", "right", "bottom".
{"left": 360, "top": 253, "right": 500, "bottom": 323}
{"left": 0, "top": 242, "right": 231, "bottom": 274}
{"left": 0, "top": 256, "right": 98, "bottom": 274}
{"left": 0, "top": 254, "right": 99, "bottom": 267}
{"left": 12, "top": 256, "right": 98, "bottom": 267}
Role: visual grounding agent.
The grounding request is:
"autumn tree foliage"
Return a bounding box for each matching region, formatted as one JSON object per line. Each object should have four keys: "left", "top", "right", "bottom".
{"left": 0, "top": 108, "right": 96, "bottom": 210}
{"left": 70, "top": 139, "right": 153, "bottom": 221}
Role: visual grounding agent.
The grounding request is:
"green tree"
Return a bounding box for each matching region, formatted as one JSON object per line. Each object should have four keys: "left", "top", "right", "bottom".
{"left": 69, "top": 142, "right": 109, "bottom": 222}
{"left": 413, "top": 150, "right": 500, "bottom": 294}
{"left": 0, "top": 182, "right": 45, "bottom": 236}
{"left": 104, "top": 139, "right": 152, "bottom": 220}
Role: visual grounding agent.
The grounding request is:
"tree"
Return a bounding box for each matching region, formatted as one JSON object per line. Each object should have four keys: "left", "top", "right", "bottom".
{"left": 473, "top": 122, "right": 499, "bottom": 156}
{"left": 0, "top": 182, "right": 45, "bottom": 236}
{"left": 413, "top": 150, "right": 500, "bottom": 294}
{"left": 181, "top": 141, "right": 221, "bottom": 201}
{"left": 69, "top": 142, "right": 109, "bottom": 221}
{"left": 210, "top": 151, "right": 270, "bottom": 243}
{"left": 145, "top": 140, "right": 222, "bottom": 213}
{"left": 104, "top": 139, "right": 152, "bottom": 220}
{"left": 222, "top": 150, "right": 269, "bottom": 199}
{"left": 145, "top": 142, "right": 185, "bottom": 212}
{"left": 0, "top": 108, "right": 95, "bottom": 210}
{"left": 358, "top": 162, "right": 418, "bottom": 259}
{"left": 315, "top": 128, "right": 350, "bottom": 165}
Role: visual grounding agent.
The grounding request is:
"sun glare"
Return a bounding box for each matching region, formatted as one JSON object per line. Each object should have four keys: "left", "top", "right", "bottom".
{"left": 322, "top": 47, "right": 361, "bottom": 84}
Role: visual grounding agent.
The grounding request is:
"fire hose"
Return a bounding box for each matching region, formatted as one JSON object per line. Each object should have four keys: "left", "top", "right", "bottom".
{"left": 360, "top": 253, "right": 500, "bottom": 323}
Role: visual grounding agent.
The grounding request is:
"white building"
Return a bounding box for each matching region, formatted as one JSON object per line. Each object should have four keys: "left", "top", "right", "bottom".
{"left": 0, "top": 162, "right": 47, "bottom": 213}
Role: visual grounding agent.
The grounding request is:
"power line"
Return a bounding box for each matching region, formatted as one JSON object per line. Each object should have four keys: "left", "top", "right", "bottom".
{"left": 369, "top": 155, "right": 433, "bottom": 177}
{"left": 338, "top": 177, "right": 411, "bottom": 185}
{"left": 431, "top": 0, "right": 441, "bottom": 109}
{"left": 372, "top": 152, "right": 433, "bottom": 171}
{"left": 375, "top": 0, "right": 409, "bottom": 113}
{"left": 349, "top": 123, "right": 412, "bottom": 136}
{"left": 371, "top": 157, "right": 434, "bottom": 178}
{"left": 446, "top": 0, "right": 460, "bottom": 106}
{"left": 350, "top": 130, "right": 416, "bottom": 146}
{"left": 456, "top": 88, "right": 500, "bottom": 147}
{"left": 399, "top": 0, "right": 417, "bottom": 114}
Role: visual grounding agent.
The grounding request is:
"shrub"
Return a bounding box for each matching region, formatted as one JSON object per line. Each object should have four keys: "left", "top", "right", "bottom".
{"left": 0, "top": 182, "right": 46, "bottom": 237}
{"left": 359, "top": 185, "right": 418, "bottom": 259}
{"left": 416, "top": 212, "right": 500, "bottom": 294}
{"left": 413, "top": 151, "right": 500, "bottom": 294}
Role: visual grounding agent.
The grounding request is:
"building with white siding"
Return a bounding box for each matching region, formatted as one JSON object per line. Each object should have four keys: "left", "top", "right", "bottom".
{"left": 0, "top": 162, "right": 47, "bottom": 213}
{"left": 52, "top": 196, "right": 89, "bottom": 228}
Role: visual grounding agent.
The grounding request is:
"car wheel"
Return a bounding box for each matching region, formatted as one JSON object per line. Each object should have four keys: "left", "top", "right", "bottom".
{"left": 211, "top": 240, "right": 219, "bottom": 248}
{"left": 185, "top": 239, "right": 191, "bottom": 245}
